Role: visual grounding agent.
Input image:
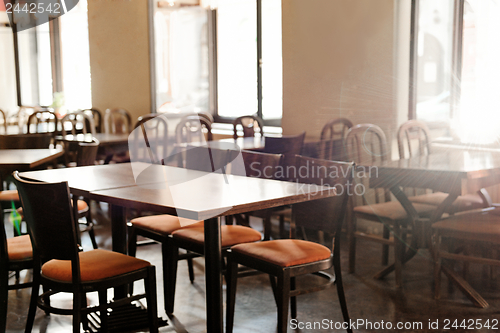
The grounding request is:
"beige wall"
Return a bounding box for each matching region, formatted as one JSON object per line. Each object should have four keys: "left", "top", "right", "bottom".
{"left": 87, "top": 0, "right": 152, "bottom": 123}
{"left": 282, "top": 0, "right": 400, "bottom": 150}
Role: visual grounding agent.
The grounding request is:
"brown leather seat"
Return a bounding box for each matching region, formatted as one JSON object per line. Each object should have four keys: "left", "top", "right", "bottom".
{"left": 42, "top": 249, "right": 151, "bottom": 282}
{"left": 131, "top": 215, "right": 203, "bottom": 235}
{"left": 6, "top": 235, "right": 32, "bottom": 261}
{"left": 353, "top": 201, "right": 436, "bottom": 222}
{"left": 231, "top": 239, "right": 331, "bottom": 267}
{"left": 0, "top": 190, "right": 19, "bottom": 202}
{"left": 172, "top": 225, "right": 262, "bottom": 248}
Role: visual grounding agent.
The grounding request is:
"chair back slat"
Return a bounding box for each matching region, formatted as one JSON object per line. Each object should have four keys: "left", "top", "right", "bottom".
{"left": 13, "top": 173, "right": 79, "bottom": 262}
{"left": 104, "top": 108, "right": 132, "bottom": 134}
{"left": 291, "top": 156, "right": 354, "bottom": 235}
{"left": 263, "top": 132, "right": 305, "bottom": 156}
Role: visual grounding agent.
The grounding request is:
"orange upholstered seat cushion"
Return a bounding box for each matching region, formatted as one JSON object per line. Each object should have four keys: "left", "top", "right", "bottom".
{"left": 409, "top": 192, "right": 484, "bottom": 212}
{"left": 76, "top": 200, "right": 88, "bottom": 212}
{"left": 172, "top": 225, "right": 262, "bottom": 248}
{"left": 0, "top": 190, "right": 19, "bottom": 202}
{"left": 231, "top": 239, "right": 331, "bottom": 267}
{"left": 7, "top": 235, "right": 32, "bottom": 261}
{"left": 131, "top": 214, "right": 204, "bottom": 235}
{"left": 41, "top": 249, "right": 150, "bottom": 282}
{"left": 353, "top": 201, "right": 435, "bottom": 221}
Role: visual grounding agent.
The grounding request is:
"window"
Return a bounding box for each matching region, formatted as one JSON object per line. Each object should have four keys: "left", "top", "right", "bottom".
{"left": 411, "top": 0, "right": 500, "bottom": 143}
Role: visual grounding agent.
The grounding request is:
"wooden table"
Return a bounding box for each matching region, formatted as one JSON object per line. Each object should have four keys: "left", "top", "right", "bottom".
{"left": 0, "top": 148, "right": 64, "bottom": 189}
{"left": 364, "top": 151, "right": 500, "bottom": 297}
{"left": 20, "top": 162, "right": 336, "bottom": 333}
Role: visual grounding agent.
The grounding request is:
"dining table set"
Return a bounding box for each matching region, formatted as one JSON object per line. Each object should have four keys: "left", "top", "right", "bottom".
{"left": 3, "top": 112, "right": 500, "bottom": 332}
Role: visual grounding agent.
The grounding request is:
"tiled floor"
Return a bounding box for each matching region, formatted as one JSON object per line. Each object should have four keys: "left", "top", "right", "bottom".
{"left": 5, "top": 203, "right": 500, "bottom": 332}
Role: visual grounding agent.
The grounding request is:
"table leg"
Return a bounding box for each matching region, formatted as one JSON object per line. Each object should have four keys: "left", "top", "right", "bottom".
{"left": 110, "top": 204, "right": 127, "bottom": 299}
{"left": 204, "top": 217, "right": 223, "bottom": 333}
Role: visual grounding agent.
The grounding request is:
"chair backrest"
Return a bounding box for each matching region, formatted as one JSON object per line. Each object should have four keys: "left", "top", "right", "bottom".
{"left": 197, "top": 112, "right": 214, "bottom": 124}
{"left": 183, "top": 146, "right": 230, "bottom": 173}
{"left": 263, "top": 132, "right": 305, "bottom": 156}
{"left": 104, "top": 108, "right": 132, "bottom": 134}
{"left": 0, "top": 109, "right": 7, "bottom": 134}
{"left": 61, "top": 111, "right": 96, "bottom": 136}
{"left": 13, "top": 172, "right": 80, "bottom": 265}
{"left": 131, "top": 114, "right": 169, "bottom": 164}
{"left": 232, "top": 115, "right": 264, "bottom": 139}
{"left": 76, "top": 140, "right": 99, "bottom": 167}
{"left": 397, "top": 120, "right": 432, "bottom": 159}
{"left": 344, "top": 124, "right": 388, "bottom": 165}
{"left": 80, "top": 108, "right": 103, "bottom": 133}
{"left": 176, "top": 115, "right": 213, "bottom": 144}
{"left": 292, "top": 155, "right": 354, "bottom": 236}
{"left": 0, "top": 133, "right": 52, "bottom": 149}
{"left": 26, "top": 110, "right": 58, "bottom": 135}
{"left": 344, "top": 124, "right": 389, "bottom": 204}
{"left": 318, "top": 118, "right": 353, "bottom": 160}
{"left": 230, "top": 151, "right": 282, "bottom": 179}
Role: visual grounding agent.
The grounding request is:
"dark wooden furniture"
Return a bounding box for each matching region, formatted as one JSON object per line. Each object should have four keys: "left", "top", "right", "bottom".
{"left": 130, "top": 114, "right": 169, "bottom": 164}
{"left": 232, "top": 115, "right": 264, "bottom": 139}
{"left": 362, "top": 150, "right": 500, "bottom": 295}
{"left": 175, "top": 115, "right": 213, "bottom": 143}
{"left": 0, "top": 133, "right": 53, "bottom": 150}
{"left": 226, "top": 156, "right": 353, "bottom": 333}
{"left": 318, "top": 118, "right": 353, "bottom": 160}
{"left": 26, "top": 110, "right": 58, "bottom": 136}
{"left": 345, "top": 124, "right": 436, "bottom": 287}
{"left": 61, "top": 111, "right": 96, "bottom": 136}
{"left": 20, "top": 162, "right": 339, "bottom": 333}
{"left": 263, "top": 132, "right": 305, "bottom": 155}
{"left": 104, "top": 108, "right": 132, "bottom": 134}
{"left": 80, "top": 108, "right": 103, "bottom": 133}
{"left": 13, "top": 172, "right": 159, "bottom": 333}
{"left": 397, "top": 119, "right": 490, "bottom": 213}
{"left": 0, "top": 223, "right": 32, "bottom": 332}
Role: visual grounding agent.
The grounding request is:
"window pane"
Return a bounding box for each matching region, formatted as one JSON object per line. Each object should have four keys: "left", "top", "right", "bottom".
{"left": 261, "top": 0, "right": 282, "bottom": 120}
{"left": 455, "top": 0, "right": 500, "bottom": 143}
{"left": 155, "top": 7, "right": 209, "bottom": 113}
{"left": 0, "top": 20, "right": 18, "bottom": 115}
{"left": 60, "top": 0, "right": 92, "bottom": 111}
{"left": 415, "top": 0, "right": 455, "bottom": 123}
{"left": 217, "top": 0, "right": 257, "bottom": 118}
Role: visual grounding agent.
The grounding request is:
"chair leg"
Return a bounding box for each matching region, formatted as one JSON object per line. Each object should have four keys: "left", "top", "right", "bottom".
{"left": 348, "top": 216, "right": 356, "bottom": 274}
{"left": 263, "top": 215, "right": 272, "bottom": 241}
{"left": 70, "top": 290, "right": 82, "bottom": 333}
{"left": 394, "top": 223, "right": 403, "bottom": 288}
{"left": 128, "top": 226, "right": 137, "bottom": 295}
{"left": 145, "top": 266, "right": 159, "bottom": 333}
{"left": 98, "top": 290, "right": 108, "bottom": 333}
{"left": 0, "top": 267, "right": 8, "bottom": 333}
{"left": 279, "top": 214, "right": 286, "bottom": 239}
{"left": 333, "top": 236, "right": 352, "bottom": 333}
{"left": 81, "top": 292, "right": 89, "bottom": 332}
{"left": 290, "top": 277, "right": 297, "bottom": 319}
{"left": 164, "top": 241, "right": 179, "bottom": 315}
{"left": 276, "top": 271, "right": 290, "bottom": 333}
{"left": 187, "top": 256, "right": 195, "bottom": 283}
{"left": 225, "top": 259, "right": 238, "bottom": 333}
{"left": 25, "top": 271, "right": 40, "bottom": 333}
{"left": 434, "top": 234, "right": 442, "bottom": 300}
{"left": 382, "top": 225, "right": 390, "bottom": 266}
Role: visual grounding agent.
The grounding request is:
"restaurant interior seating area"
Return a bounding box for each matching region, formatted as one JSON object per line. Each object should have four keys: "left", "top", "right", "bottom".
{"left": 2, "top": 0, "right": 500, "bottom": 332}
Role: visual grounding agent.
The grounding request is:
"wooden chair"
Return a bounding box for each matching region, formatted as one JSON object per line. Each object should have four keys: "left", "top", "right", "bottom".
{"left": 263, "top": 132, "right": 305, "bottom": 155}
{"left": 26, "top": 110, "right": 58, "bottom": 137}
{"left": 0, "top": 218, "right": 33, "bottom": 332}
{"left": 104, "top": 108, "right": 132, "bottom": 134}
{"left": 225, "top": 156, "right": 354, "bottom": 333}
{"left": 397, "top": 120, "right": 491, "bottom": 213}
{"left": 432, "top": 207, "right": 500, "bottom": 308}
{"left": 80, "top": 108, "right": 103, "bottom": 133}
{"left": 61, "top": 111, "right": 96, "bottom": 136}
{"left": 0, "top": 109, "right": 7, "bottom": 134}
{"left": 175, "top": 115, "right": 213, "bottom": 143}
{"left": 232, "top": 115, "right": 264, "bottom": 139}
{"left": 0, "top": 133, "right": 52, "bottom": 149}
{"left": 130, "top": 114, "right": 169, "bottom": 164}
{"left": 13, "top": 172, "right": 159, "bottom": 333}
{"left": 345, "top": 124, "right": 436, "bottom": 286}
{"left": 318, "top": 118, "right": 353, "bottom": 160}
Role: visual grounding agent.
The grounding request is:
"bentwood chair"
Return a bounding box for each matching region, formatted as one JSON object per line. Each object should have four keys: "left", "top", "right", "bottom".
{"left": 397, "top": 120, "right": 491, "bottom": 213}
{"left": 226, "top": 155, "right": 354, "bottom": 333}
{"left": 61, "top": 111, "right": 96, "bottom": 137}
{"left": 318, "top": 118, "right": 353, "bottom": 160}
{"left": 175, "top": 115, "right": 213, "bottom": 143}
{"left": 26, "top": 110, "right": 58, "bottom": 139}
{"left": 232, "top": 115, "right": 264, "bottom": 139}
{"left": 345, "top": 124, "right": 436, "bottom": 286}
{"left": 13, "top": 172, "right": 159, "bottom": 333}
{"left": 104, "top": 108, "right": 132, "bottom": 134}
{"left": 129, "top": 114, "right": 169, "bottom": 164}
{"left": 432, "top": 207, "right": 500, "bottom": 308}
{"left": 263, "top": 132, "right": 305, "bottom": 156}
{"left": 80, "top": 108, "right": 103, "bottom": 133}
{"left": 0, "top": 109, "right": 7, "bottom": 134}
{"left": 0, "top": 217, "right": 33, "bottom": 332}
